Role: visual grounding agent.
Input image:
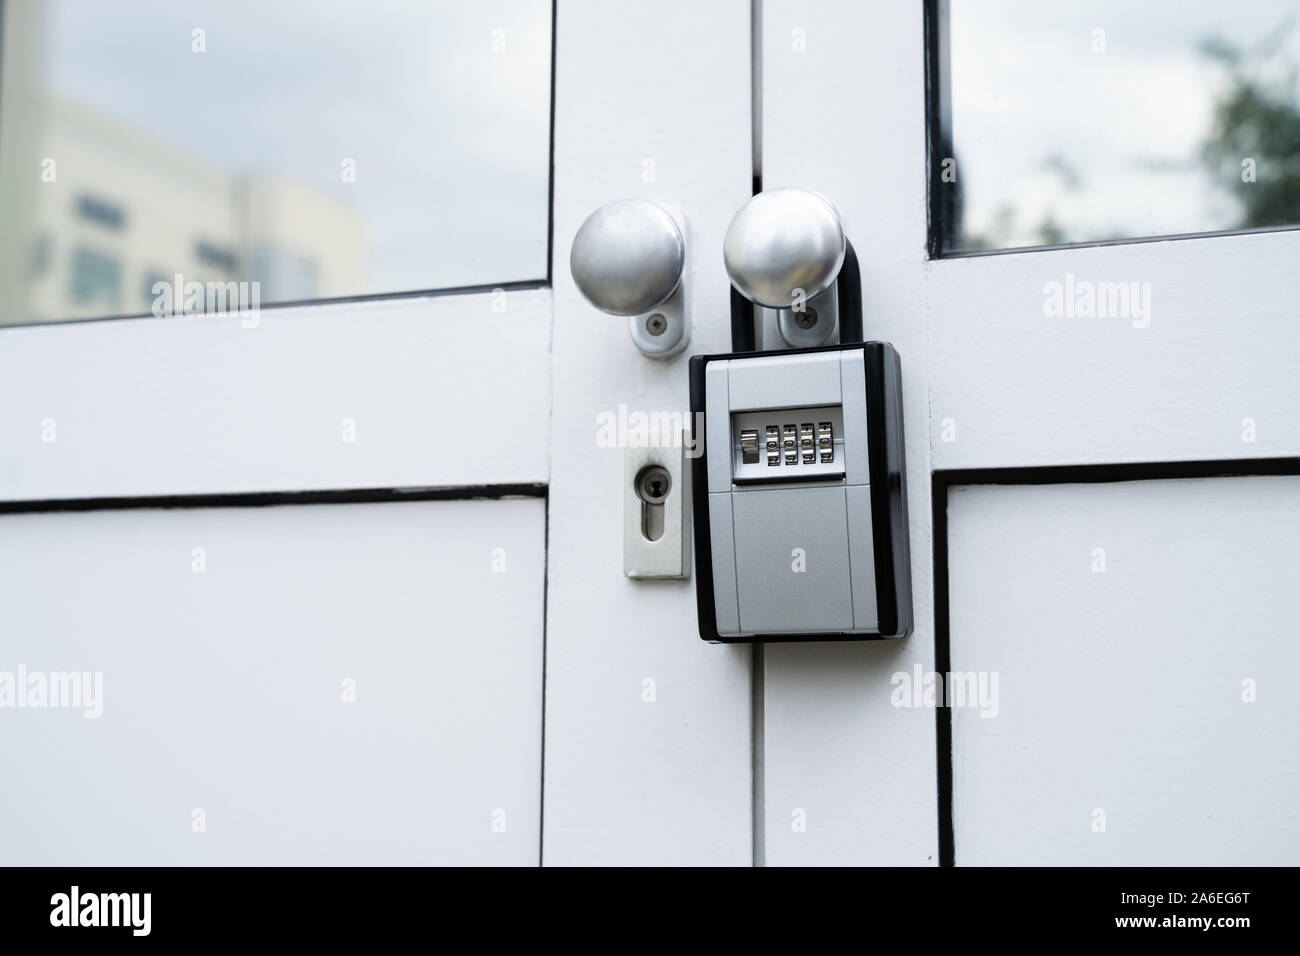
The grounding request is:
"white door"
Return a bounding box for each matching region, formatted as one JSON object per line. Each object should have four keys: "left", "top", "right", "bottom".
{"left": 759, "top": 0, "right": 1300, "bottom": 865}
{"left": 0, "top": 0, "right": 761, "bottom": 866}
{"left": 0, "top": 0, "right": 557, "bottom": 866}
{"left": 9, "top": 0, "right": 1291, "bottom": 870}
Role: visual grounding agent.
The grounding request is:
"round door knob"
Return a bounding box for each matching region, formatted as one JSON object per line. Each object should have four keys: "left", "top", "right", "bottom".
{"left": 570, "top": 199, "right": 685, "bottom": 316}
{"left": 723, "top": 188, "right": 845, "bottom": 308}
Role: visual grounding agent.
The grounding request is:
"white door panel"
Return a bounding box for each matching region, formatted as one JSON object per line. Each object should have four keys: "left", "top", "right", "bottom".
{"left": 756, "top": 0, "right": 1300, "bottom": 867}
{"left": 947, "top": 477, "right": 1300, "bottom": 865}
{"left": 543, "top": 0, "right": 755, "bottom": 865}
{"left": 0, "top": 497, "right": 545, "bottom": 865}
{"left": 758, "top": 0, "right": 938, "bottom": 865}
{"left": 0, "top": 289, "right": 552, "bottom": 501}
{"left": 1, "top": 0, "right": 756, "bottom": 869}
{"left": 763, "top": 640, "right": 939, "bottom": 865}
{"left": 930, "top": 232, "right": 1300, "bottom": 470}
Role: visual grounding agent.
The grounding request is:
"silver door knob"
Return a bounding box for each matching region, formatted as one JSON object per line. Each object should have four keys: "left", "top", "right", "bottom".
{"left": 569, "top": 199, "right": 690, "bottom": 360}
{"left": 723, "top": 188, "right": 845, "bottom": 308}
{"left": 570, "top": 199, "right": 684, "bottom": 316}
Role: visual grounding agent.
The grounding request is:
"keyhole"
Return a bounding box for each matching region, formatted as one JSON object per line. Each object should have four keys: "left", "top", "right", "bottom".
{"left": 635, "top": 465, "right": 671, "bottom": 541}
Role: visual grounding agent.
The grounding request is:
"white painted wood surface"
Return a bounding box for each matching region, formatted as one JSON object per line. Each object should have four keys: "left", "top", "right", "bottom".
{"left": 3, "top": 0, "right": 1293, "bottom": 869}
{"left": 948, "top": 477, "right": 1300, "bottom": 865}
{"left": 0, "top": 288, "right": 551, "bottom": 500}
{"left": 758, "top": 0, "right": 1300, "bottom": 868}
{"left": 929, "top": 231, "right": 1300, "bottom": 470}
{"left": 542, "top": 0, "right": 755, "bottom": 865}
{"left": 759, "top": 0, "right": 938, "bottom": 865}
{"left": 0, "top": 497, "right": 545, "bottom": 865}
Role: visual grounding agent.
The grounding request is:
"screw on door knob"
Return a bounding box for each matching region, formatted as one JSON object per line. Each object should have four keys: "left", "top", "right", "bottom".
{"left": 570, "top": 199, "right": 684, "bottom": 316}
{"left": 570, "top": 199, "right": 690, "bottom": 359}
{"left": 723, "top": 188, "right": 845, "bottom": 308}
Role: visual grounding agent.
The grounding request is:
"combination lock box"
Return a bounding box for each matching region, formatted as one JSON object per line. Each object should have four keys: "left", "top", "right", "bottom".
{"left": 689, "top": 342, "right": 912, "bottom": 642}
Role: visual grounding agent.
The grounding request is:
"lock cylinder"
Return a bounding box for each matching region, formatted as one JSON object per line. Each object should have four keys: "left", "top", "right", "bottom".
{"left": 635, "top": 464, "right": 672, "bottom": 541}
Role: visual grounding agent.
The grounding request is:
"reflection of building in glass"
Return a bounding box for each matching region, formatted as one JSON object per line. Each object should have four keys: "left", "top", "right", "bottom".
{"left": 22, "top": 96, "right": 366, "bottom": 323}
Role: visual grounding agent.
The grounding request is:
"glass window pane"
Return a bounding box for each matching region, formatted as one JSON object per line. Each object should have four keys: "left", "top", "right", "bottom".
{"left": 934, "top": 0, "right": 1300, "bottom": 254}
{"left": 0, "top": 0, "right": 552, "bottom": 324}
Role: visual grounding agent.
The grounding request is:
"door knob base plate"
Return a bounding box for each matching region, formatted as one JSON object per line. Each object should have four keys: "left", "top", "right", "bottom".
{"left": 628, "top": 282, "right": 689, "bottom": 359}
